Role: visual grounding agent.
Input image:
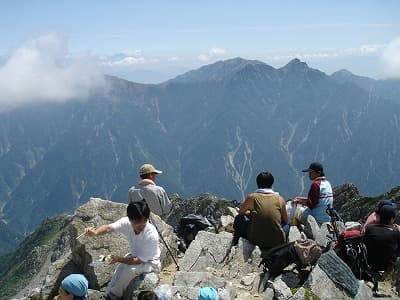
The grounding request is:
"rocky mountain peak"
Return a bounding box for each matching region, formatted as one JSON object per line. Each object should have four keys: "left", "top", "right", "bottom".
{"left": 169, "top": 57, "right": 266, "bottom": 83}
{"left": 279, "top": 58, "right": 326, "bottom": 81}
{"left": 331, "top": 69, "right": 355, "bottom": 79}
{"left": 282, "top": 58, "right": 308, "bottom": 70}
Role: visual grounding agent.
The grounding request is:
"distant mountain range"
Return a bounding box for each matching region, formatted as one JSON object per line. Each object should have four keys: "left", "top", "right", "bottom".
{"left": 1, "top": 57, "right": 400, "bottom": 254}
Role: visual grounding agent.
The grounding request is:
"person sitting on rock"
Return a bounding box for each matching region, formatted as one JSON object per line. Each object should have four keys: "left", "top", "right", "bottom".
{"left": 128, "top": 163, "right": 172, "bottom": 220}
{"left": 363, "top": 199, "right": 398, "bottom": 231}
{"left": 363, "top": 205, "right": 400, "bottom": 272}
{"left": 53, "top": 274, "right": 88, "bottom": 300}
{"left": 84, "top": 200, "right": 161, "bottom": 300}
{"left": 235, "top": 171, "right": 288, "bottom": 250}
{"left": 294, "top": 162, "right": 333, "bottom": 224}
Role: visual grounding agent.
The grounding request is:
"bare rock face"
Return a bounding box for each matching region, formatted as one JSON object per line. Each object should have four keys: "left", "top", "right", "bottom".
{"left": 38, "top": 198, "right": 177, "bottom": 299}
{"left": 71, "top": 198, "right": 130, "bottom": 289}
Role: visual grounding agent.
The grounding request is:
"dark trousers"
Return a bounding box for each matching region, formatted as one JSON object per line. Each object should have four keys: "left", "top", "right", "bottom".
{"left": 233, "top": 214, "right": 250, "bottom": 239}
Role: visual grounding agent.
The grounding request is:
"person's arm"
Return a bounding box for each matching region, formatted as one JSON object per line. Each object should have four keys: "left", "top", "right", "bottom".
{"left": 160, "top": 188, "right": 172, "bottom": 214}
{"left": 395, "top": 229, "right": 400, "bottom": 258}
{"left": 84, "top": 224, "right": 113, "bottom": 237}
{"left": 239, "top": 194, "right": 254, "bottom": 215}
{"left": 306, "top": 182, "right": 320, "bottom": 209}
{"left": 109, "top": 255, "right": 142, "bottom": 265}
{"left": 280, "top": 196, "right": 288, "bottom": 224}
{"left": 293, "top": 196, "right": 308, "bottom": 205}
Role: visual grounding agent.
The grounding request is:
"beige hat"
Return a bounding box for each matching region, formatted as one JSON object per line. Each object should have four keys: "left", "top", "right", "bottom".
{"left": 139, "top": 163, "right": 163, "bottom": 175}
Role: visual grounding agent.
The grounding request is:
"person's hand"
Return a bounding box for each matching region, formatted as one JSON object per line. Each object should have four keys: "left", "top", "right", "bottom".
{"left": 109, "top": 255, "right": 120, "bottom": 264}
{"left": 393, "top": 223, "right": 400, "bottom": 232}
{"left": 53, "top": 295, "right": 61, "bottom": 300}
{"left": 294, "top": 197, "right": 307, "bottom": 205}
{"left": 84, "top": 226, "right": 97, "bottom": 237}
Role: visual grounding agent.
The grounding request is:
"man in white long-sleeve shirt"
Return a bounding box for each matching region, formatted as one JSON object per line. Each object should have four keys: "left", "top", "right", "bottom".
{"left": 84, "top": 200, "right": 161, "bottom": 300}
{"left": 128, "top": 163, "right": 172, "bottom": 219}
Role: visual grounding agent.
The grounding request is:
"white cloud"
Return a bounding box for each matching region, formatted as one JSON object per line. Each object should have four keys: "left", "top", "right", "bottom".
{"left": 197, "top": 47, "right": 227, "bottom": 61}
{"left": 197, "top": 54, "right": 210, "bottom": 62}
{"left": 99, "top": 50, "right": 142, "bottom": 61}
{"left": 100, "top": 51, "right": 162, "bottom": 67}
{"left": 266, "top": 44, "right": 385, "bottom": 63}
{"left": 0, "top": 33, "right": 103, "bottom": 108}
{"left": 101, "top": 56, "right": 146, "bottom": 66}
{"left": 381, "top": 37, "right": 400, "bottom": 77}
{"left": 210, "top": 47, "right": 226, "bottom": 55}
{"left": 168, "top": 56, "right": 179, "bottom": 62}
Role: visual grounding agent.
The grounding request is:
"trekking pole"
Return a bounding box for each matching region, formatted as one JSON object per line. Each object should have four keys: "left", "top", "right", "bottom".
{"left": 149, "top": 217, "right": 180, "bottom": 271}
{"left": 326, "top": 205, "right": 340, "bottom": 241}
{"left": 140, "top": 197, "right": 180, "bottom": 270}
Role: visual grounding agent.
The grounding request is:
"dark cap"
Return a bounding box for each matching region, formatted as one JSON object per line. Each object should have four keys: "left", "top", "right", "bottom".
{"left": 302, "top": 162, "right": 323, "bottom": 173}
{"left": 378, "top": 204, "right": 396, "bottom": 221}
{"left": 377, "top": 200, "right": 397, "bottom": 212}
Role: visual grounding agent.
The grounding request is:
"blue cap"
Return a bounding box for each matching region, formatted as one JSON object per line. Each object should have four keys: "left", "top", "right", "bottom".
{"left": 61, "top": 274, "right": 88, "bottom": 298}
{"left": 379, "top": 205, "right": 396, "bottom": 221}
{"left": 198, "top": 287, "right": 218, "bottom": 300}
{"left": 377, "top": 200, "right": 397, "bottom": 212}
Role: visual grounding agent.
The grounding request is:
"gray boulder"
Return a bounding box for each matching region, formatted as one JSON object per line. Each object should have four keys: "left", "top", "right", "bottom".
{"left": 179, "top": 231, "right": 233, "bottom": 272}
{"left": 303, "top": 215, "right": 320, "bottom": 240}
{"left": 123, "top": 272, "right": 160, "bottom": 300}
{"left": 40, "top": 198, "right": 177, "bottom": 299}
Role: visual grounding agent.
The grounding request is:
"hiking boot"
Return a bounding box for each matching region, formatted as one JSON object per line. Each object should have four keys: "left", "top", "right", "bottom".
{"left": 177, "top": 240, "right": 187, "bottom": 253}
{"left": 177, "top": 250, "right": 184, "bottom": 259}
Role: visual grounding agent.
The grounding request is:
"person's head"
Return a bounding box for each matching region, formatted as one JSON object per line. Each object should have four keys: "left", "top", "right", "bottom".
{"left": 256, "top": 172, "right": 274, "bottom": 189}
{"left": 139, "top": 163, "right": 162, "bottom": 180}
{"left": 375, "top": 199, "right": 397, "bottom": 213}
{"left": 302, "top": 162, "right": 325, "bottom": 180}
{"left": 127, "top": 200, "right": 150, "bottom": 234}
{"left": 137, "top": 290, "right": 158, "bottom": 300}
{"left": 378, "top": 205, "right": 396, "bottom": 225}
{"left": 59, "top": 274, "right": 88, "bottom": 300}
{"left": 198, "top": 287, "right": 218, "bottom": 300}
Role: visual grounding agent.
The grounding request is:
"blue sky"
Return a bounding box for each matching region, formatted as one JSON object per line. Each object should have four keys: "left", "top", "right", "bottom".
{"left": 0, "top": 1, "right": 400, "bottom": 103}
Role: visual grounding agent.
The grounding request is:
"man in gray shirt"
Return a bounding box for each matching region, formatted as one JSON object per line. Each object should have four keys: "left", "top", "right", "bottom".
{"left": 128, "top": 163, "right": 172, "bottom": 219}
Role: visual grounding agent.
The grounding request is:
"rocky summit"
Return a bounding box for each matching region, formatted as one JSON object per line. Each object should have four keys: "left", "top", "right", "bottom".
{"left": 1, "top": 185, "right": 400, "bottom": 300}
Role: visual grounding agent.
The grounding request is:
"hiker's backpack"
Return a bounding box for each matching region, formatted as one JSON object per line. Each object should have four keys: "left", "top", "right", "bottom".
{"left": 259, "top": 242, "right": 298, "bottom": 276}
{"left": 293, "top": 239, "right": 322, "bottom": 266}
{"left": 260, "top": 239, "right": 323, "bottom": 277}
{"left": 177, "top": 214, "right": 212, "bottom": 247}
{"left": 335, "top": 230, "right": 372, "bottom": 280}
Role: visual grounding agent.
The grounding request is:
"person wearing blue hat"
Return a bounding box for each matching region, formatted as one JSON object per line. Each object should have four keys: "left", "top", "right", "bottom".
{"left": 364, "top": 205, "right": 400, "bottom": 273}
{"left": 363, "top": 199, "right": 398, "bottom": 231}
{"left": 198, "top": 287, "right": 218, "bottom": 300}
{"left": 54, "top": 274, "right": 88, "bottom": 300}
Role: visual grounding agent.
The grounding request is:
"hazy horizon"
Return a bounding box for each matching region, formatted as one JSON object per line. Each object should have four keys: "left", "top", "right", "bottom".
{"left": 1, "top": 1, "right": 399, "bottom": 101}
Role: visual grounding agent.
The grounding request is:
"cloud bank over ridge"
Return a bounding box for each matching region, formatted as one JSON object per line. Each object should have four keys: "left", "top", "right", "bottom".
{"left": 381, "top": 37, "right": 400, "bottom": 78}
{"left": 0, "top": 33, "right": 104, "bottom": 109}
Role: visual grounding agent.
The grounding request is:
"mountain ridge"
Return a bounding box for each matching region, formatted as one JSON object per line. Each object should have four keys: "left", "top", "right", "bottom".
{"left": 1, "top": 57, "right": 400, "bottom": 254}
